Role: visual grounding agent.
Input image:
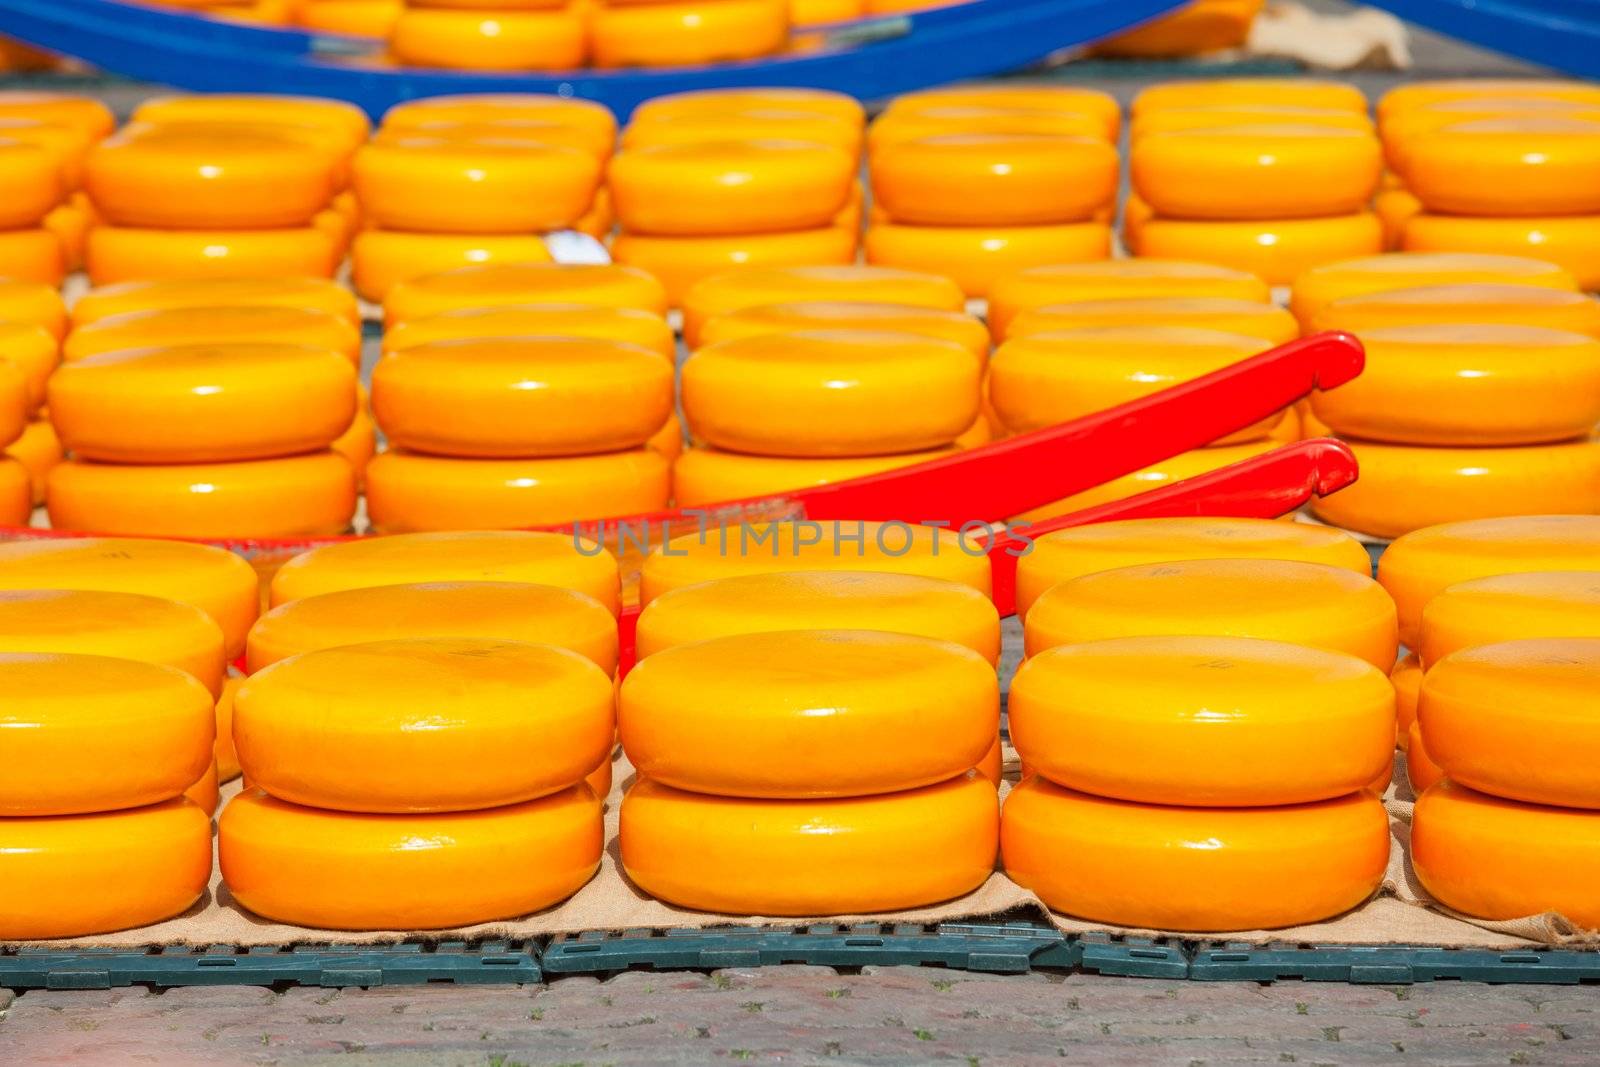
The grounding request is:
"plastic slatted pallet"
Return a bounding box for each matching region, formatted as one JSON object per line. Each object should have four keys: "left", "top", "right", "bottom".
{"left": 1191, "top": 943, "right": 1600, "bottom": 985}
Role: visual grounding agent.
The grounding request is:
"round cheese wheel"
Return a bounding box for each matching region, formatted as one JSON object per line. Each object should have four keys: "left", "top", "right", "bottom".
{"left": 0, "top": 91, "right": 115, "bottom": 140}
{"left": 1379, "top": 79, "right": 1600, "bottom": 122}
{"left": 387, "top": 6, "right": 587, "bottom": 71}
{"left": 0, "top": 797, "right": 212, "bottom": 939}
{"left": 384, "top": 303, "right": 674, "bottom": 361}
{"left": 1405, "top": 721, "right": 1443, "bottom": 794}
{"left": 49, "top": 343, "right": 357, "bottom": 464}
{"left": 633, "top": 88, "right": 864, "bottom": 130}
{"left": 1402, "top": 213, "right": 1600, "bottom": 290}
{"left": 1311, "top": 437, "right": 1600, "bottom": 541}
{"left": 868, "top": 107, "right": 1107, "bottom": 156}
{"left": 248, "top": 580, "right": 617, "bottom": 674}
{"left": 681, "top": 265, "right": 963, "bottom": 347}
{"left": 133, "top": 94, "right": 370, "bottom": 152}
{"left": 0, "top": 359, "right": 27, "bottom": 447}
{"left": 384, "top": 262, "right": 667, "bottom": 325}
{"left": 47, "top": 451, "right": 357, "bottom": 540}
{"left": 682, "top": 330, "right": 979, "bottom": 457}
{"left": 989, "top": 326, "right": 1279, "bottom": 443}
{"left": 1420, "top": 571, "right": 1600, "bottom": 671}
{"left": 1311, "top": 324, "right": 1600, "bottom": 446}
{"left": 5, "top": 418, "right": 61, "bottom": 505}
{"left": 71, "top": 276, "right": 358, "bottom": 329}
{"left": 1005, "top": 296, "right": 1297, "bottom": 345}
{"left": 0, "top": 587, "right": 226, "bottom": 695}
{"left": 1139, "top": 213, "right": 1385, "bottom": 288}
{"left": 1024, "top": 558, "right": 1398, "bottom": 669}
{"left": 1130, "top": 104, "right": 1373, "bottom": 141}
{"left": 871, "top": 134, "right": 1117, "bottom": 226}
{"left": 1133, "top": 124, "right": 1381, "bottom": 220}
{"left": 373, "top": 337, "right": 673, "bottom": 458}
{"left": 621, "top": 774, "right": 997, "bottom": 915}
{"left": 352, "top": 137, "right": 599, "bottom": 233}
{"left": 1392, "top": 650, "right": 1421, "bottom": 744}
{"left": 1412, "top": 778, "right": 1600, "bottom": 928}
{"left": 609, "top": 139, "right": 853, "bottom": 236}
{"left": 1011, "top": 635, "right": 1393, "bottom": 806}
{"left": 610, "top": 228, "right": 858, "bottom": 308}
{"left": 642, "top": 521, "right": 992, "bottom": 605}
{"left": 1, "top": 456, "right": 30, "bottom": 520}
{"left": 1374, "top": 186, "right": 1422, "bottom": 250}
{"left": 0, "top": 227, "right": 64, "bottom": 286}
{"left": 65, "top": 305, "right": 360, "bottom": 367}
{"left": 1013, "top": 439, "right": 1278, "bottom": 523}
{"left": 1419, "top": 637, "right": 1600, "bottom": 807}
{"left": 1381, "top": 99, "right": 1600, "bottom": 173}
{"left": 670, "top": 445, "right": 960, "bottom": 506}
{"left": 0, "top": 537, "right": 258, "bottom": 659}
{"left": 351, "top": 230, "right": 552, "bottom": 304}
{"left": 86, "top": 226, "right": 337, "bottom": 286}
{"left": 332, "top": 405, "right": 375, "bottom": 482}
{"left": 271, "top": 529, "right": 618, "bottom": 611}
{"left": 1379, "top": 515, "right": 1600, "bottom": 646}
{"left": 987, "top": 259, "right": 1269, "bottom": 341}
{"left": 381, "top": 94, "right": 616, "bottom": 157}
{"left": 364, "top": 448, "right": 671, "bottom": 534}
{"left": 0, "top": 278, "right": 66, "bottom": 338}
{"left": 215, "top": 676, "right": 240, "bottom": 781}
{"left": 220, "top": 785, "right": 601, "bottom": 929}
{"left": 1014, "top": 516, "right": 1371, "bottom": 621}
{"left": 698, "top": 300, "right": 987, "bottom": 359}
{"left": 590, "top": 0, "right": 788, "bottom": 68}
{"left": 1134, "top": 79, "right": 1368, "bottom": 116}
{"left": 621, "top": 109, "right": 861, "bottom": 157}
{"left": 886, "top": 86, "right": 1120, "bottom": 141}
{"left": 186, "top": 758, "right": 220, "bottom": 815}
{"left": 1002, "top": 776, "right": 1388, "bottom": 931}
{"left": 237, "top": 637, "right": 612, "bottom": 811}
{"left": 0, "top": 651, "right": 214, "bottom": 816}
{"left": 865, "top": 222, "right": 1112, "bottom": 299}
{"left": 1405, "top": 117, "right": 1600, "bottom": 216}
{"left": 621, "top": 629, "right": 997, "bottom": 797}
{"left": 1288, "top": 252, "right": 1578, "bottom": 328}
{"left": 1312, "top": 282, "right": 1600, "bottom": 337}
{"left": 0, "top": 137, "right": 61, "bottom": 231}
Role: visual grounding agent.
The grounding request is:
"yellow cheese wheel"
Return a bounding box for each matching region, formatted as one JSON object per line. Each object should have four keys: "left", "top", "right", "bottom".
{"left": 0, "top": 651, "right": 214, "bottom": 816}
{"left": 1002, "top": 776, "right": 1388, "bottom": 931}
{"left": 865, "top": 222, "right": 1112, "bottom": 299}
{"left": 682, "top": 330, "right": 979, "bottom": 456}
{"left": 621, "top": 629, "right": 997, "bottom": 796}
{"left": 866, "top": 107, "right": 1107, "bottom": 158}
{"left": 621, "top": 109, "right": 861, "bottom": 157}
{"left": 0, "top": 797, "right": 212, "bottom": 939}
{"left": 1138, "top": 213, "right": 1385, "bottom": 288}
{"left": 885, "top": 86, "right": 1120, "bottom": 141}
{"left": 0, "top": 325, "right": 47, "bottom": 414}
{"left": 381, "top": 94, "right": 616, "bottom": 157}
{"left": 1311, "top": 283, "right": 1600, "bottom": 337}
{"left": 609, "top": 140, "right": 853, "bottom": 236}
{"left": 47, "top": 451, "right": 357, "bottom": 540}
{"left": 1133, "top": 124, "right": 1381, "bottom": 220}
{"left": 236, "top": 637, "right": 611, "bottom": 812}
{"left": 590, "top": 0, "right": 788, "bottom": 68}
{"left": 1379, "top": 515, "right": 1600, "bottom": 646}
{"left": 220, "top": 785, "right": 601, "bottom": 929}
{"left": 1013, "top": 515, "right": 1372, "bottom": 621}
{"left": 1402, "top": 213, "right": 1600, "bottom": 290}
{"left": 1405, "top": 117, "right": 1600, "bottom": 216}
{"left": 0, "top": 91, "right": 115, "bottom": 140}
{"left": 0, "top": 227, "right": 64, "bottom": 286}
{"left": 387, "top": 6, "right": 587, "bottom": 71}
{"left": 989, "top": 326, "right": 1278, "bottom": 442}
{"left": 271, "top": 529, "right": 617, "bottom": 611}
{"left": 621, "top": 774, "right": 997, "bottom": 915}
{"left": 372, "top": 336, "right": 673, "bottom": 457}
{"left": 1024, "top": 558, "right": 1398, "bottom": 669}
{"left": 215, "top": 676, "right": 240, "bottom": 781}
{"left": 1311, "top": 324, "right": 1600, "bottom": 446}
{"left": 671, "top": 445, "right": 959, "bottom": 506}
{"left": 987, "top": 259, "right": 1270, "bottom": 341}
{"left": 352, "top": 137, "right": 599, "bottom": 233}
{"left": 681, "top": 264, "right": 963, "bottom": 347}
{"left": 871, "top": 134, "right": 1117, "bottom": 226}
{"left": 0, "top": 537, "right": 259, "bottom": 659}
{"left": 1134, "top": 79, "right": 1368, "bottom": 116}
{"left": 1381, "top": 99, "right": 1600, "bottom": 173}
{"left": 1419, "top": 637, "right": 1600, "bottom": 807}
{"left": 1013, "top": 439, "right": 1279, "bottom": 522}
{"left": 1130, "top": 104, "right": 1373, "bottom": 141}
{"left": 642, "top": 521, "right": 992, "bottom": 604}
{"left": 1374, "top": 186, "right": 1421, "bottom": 250}
{"left": 71, "top": 276, "right": 358, "bottom": 329}
{"left": 384, "top": 303, "right": 673, "bottom": 360}
{"left": 0, "top": 587, "right": 226, "bottom": 695}
{"left": 1, "top": 455, "right": 32, "bottom": 520}
{"left": 364, "top": 448, "right": 671, "bottom": 533}
{"left": 86, "top": 225, "right": 337, "bottom": 286}
{"left": 632, "top": 88, "right": 864, "bottom": 130}
{"left": 351, "top": 230, "right": 552, "bottom": 303}
{"left": 1419, "top": 571, "right": 1600, "bottom": 671}
{"left": 383, "top": 262, "right": 667, "bottom": 325}
{"left": 1311, "top": 437, "right": 1600, "bottom": 541}
{"left": 65, "top": 305, "right": 360, "bottom": 367}
{"left": 1412, "top": 778, "right": 1600, "bottom": 927}
{"left": 1095, "top": 0, "right": 1261, "bottom": 57}
{"left": 697, "top": 300, "right": 986, "bottom": 359}
{"left": 133, "top": 93, "right": 370, "bottom": 150}
{"left": 1005, "top": 296, "right": 1296, "bottom": 345}
{"left": 1405, "top": 720, "right": 1442, "bottom": 793}
{"left": 5, "top": 418, "right": 61, "bottom": 505}
{"left": 1379, "top": 79, "right": 1600, "bottom": 121}
{"left": 610, "top": 228, "right": 857, "bottom": 308}
{"left": 0, "top": 278, "right": 66, "bottom": 338}
{"left": 49, "top": 342, "right": 357, "bottom": 464}
{"left": 0, "top": 138, "right": 62, "bottom": 228}
{"left": 1287, "top": 252, "right": 1579, "bottom": 328}
{"left": 1393, "top": 650, "right": 1421, "bottom": 743}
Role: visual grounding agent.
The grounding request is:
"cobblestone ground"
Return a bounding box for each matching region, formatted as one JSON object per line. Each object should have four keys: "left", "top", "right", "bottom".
{"left": 5, "top": 966, "right": 1599, "bottom": 1066}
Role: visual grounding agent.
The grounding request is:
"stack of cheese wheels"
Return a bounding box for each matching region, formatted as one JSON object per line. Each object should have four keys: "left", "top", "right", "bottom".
{"left": 388, "top": 0, "right": 586, "bottom": 72}
{"left": 220, "top": 637, "right": 610, "bottom": 929}
{"left": 619, "top": 628, "right": 1000, "bottom": 915}
{"left": 609, "top": 91, "right": 865, "bottom": 306}
{"left": 1412, "top": 638, "right": 1600, "bottom": 928}
{"left": 1130, "top": 80, "right": 1383, "bottom": 286}
{"left": 1003, "top": 634, "right": 1393, "bottom": 931}
{"left": 1094, "top": 0, "right": 1262, "bottom": 57}
{"left": 1379, "top": 80, "right": 1600, "bottom": 287}
{"left": 83, "top": 96, "right": 368, "bottom": 285}
{"left": 296, "top": 0, "right": 401, "bottom": 36}
{"left": 368, "top": 263, "right": 673, "bottom": 530}
{"left": 0, "top": 651, "right": 214, "bottom": 939}
{"left": 865, "top": 86, "right": 1120, "bottom": 296}
{"left": 0, "top": 282, "right": 66, "bottom": 512}
{"left": 589, "top": 0, "right": 789, "bottom": 69}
